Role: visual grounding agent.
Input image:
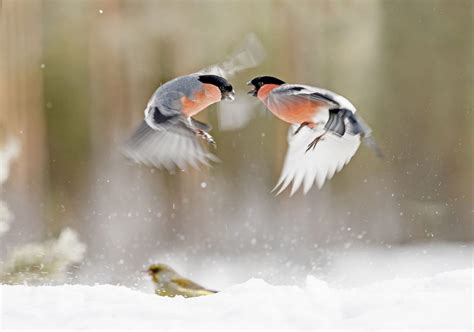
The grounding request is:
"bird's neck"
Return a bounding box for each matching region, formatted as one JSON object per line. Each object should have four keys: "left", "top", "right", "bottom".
{"left": 257, "top": 84, "right": 280, "bottom": 101}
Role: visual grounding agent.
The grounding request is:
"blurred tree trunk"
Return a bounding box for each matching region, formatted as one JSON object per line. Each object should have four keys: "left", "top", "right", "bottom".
{"left": 83, "top": 0, "right": 166, "bottom": 273}
{"left": 378, "top": 0, "right": 472, "bottom": 242}
{"left": 0, "top": 0, "right": 47, "bottom": 242}
{"left": 41, "top": 0, "right": 93, "bottom": 234}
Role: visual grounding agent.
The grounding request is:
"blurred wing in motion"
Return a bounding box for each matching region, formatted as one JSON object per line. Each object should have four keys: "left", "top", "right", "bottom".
{"left": 200, "top": 33, "right": 266, "bottom": 131}
{"left": 273, "top": 125, "right": 361, "bottom": 196}
{"left": 0, "top": 137, "right": 20, "bottom": 184}
{"left": 122, "top": 120, "right": 218, "bottom": 171}
{"left": 199, "top": 33, "right": 266, "bottom": 79}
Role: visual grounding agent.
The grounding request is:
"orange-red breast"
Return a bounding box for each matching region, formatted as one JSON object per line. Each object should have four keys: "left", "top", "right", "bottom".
{"left": 248, "top": 76, "right": 381, "bottom": 195}
{"left": 122, "top": 74, "right": 234, "bottom": 170}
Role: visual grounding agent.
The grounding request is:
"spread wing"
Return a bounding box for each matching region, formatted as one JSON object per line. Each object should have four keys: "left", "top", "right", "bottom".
{"left": 121, "top": 120, "right": 218, "bottom": 171}
{"left": 273, "top": 124, "right": 361, "bottom": 196}
{"left": 266, "top": 84, "right": 342, "bottom": 113}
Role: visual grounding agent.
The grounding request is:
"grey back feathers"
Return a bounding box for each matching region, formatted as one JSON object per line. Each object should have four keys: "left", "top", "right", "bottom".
{"left": 270, "top": 84, "right": 356, "bottom": 112}
{"left": 146, "top": 75, "right": 202, "bottom": 123}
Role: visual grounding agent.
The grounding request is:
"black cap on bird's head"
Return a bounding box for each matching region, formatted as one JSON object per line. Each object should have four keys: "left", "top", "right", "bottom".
{"left": 198, "top": 75, "right": 235, "bottom": 101}
{"left": 147, "top": 264, "right": 172, "bottom": 276}
{"left": 146, "top": 264, "right": 179, "bottom": 284}
{"left": 247, "top": 76, "right": 286, "bottom": 96}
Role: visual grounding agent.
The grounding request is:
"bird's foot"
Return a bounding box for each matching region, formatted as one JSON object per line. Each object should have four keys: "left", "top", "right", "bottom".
{"left": 294, "top": 122, "right": 311, "bottom": 136}
{"left": 305, "top": 132, "right": 326, "bottom": 152}
{"left": 196, "top": 129, "right": 217, "bottom": 148}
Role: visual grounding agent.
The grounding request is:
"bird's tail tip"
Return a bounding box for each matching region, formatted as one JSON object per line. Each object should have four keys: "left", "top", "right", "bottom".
{"left": 363, "top": 136, "right": 385, "bottom": 159}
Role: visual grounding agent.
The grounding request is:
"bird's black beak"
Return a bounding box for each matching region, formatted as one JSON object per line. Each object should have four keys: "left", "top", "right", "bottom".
{"left": 223, "top": 89, "right": 235, "bottom": 101}
{"left": 247, "top": 81, "right": 257, "bottom": 97}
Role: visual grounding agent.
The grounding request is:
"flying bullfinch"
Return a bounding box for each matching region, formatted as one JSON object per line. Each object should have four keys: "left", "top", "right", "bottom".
{"left": 248, "top": 76, "right": 381, "bottom": 195}
{"left": 122, "top": 34, "right": 265, "bottom": 171}
{"left": 122, "top": 74, "right": 235, "bottom": 170}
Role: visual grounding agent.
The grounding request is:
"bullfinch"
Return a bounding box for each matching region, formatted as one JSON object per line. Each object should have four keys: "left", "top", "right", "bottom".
{"left": 248, "top": 76, "right": 381, "bottom": 195}
{"left": 122, "top": 74, "right": 235, "bottom": 170}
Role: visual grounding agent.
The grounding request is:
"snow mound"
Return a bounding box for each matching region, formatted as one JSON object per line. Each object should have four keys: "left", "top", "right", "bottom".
{"left": 1, "top": 269, "right": 472, "bottom": 329}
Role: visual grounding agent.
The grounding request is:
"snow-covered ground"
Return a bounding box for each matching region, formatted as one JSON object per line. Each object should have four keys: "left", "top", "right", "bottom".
{"left": 1, "top": 268, "right": 472, "bottom": 329}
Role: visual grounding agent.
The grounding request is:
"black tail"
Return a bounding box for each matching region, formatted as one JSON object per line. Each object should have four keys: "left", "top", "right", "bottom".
{"left": 326, "top": 108, "right": 384, "bottom": 159}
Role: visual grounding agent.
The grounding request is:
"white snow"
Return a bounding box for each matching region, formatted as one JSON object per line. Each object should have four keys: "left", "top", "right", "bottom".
{"left": 1, "top": 269, "right": 472, "bottom": 329}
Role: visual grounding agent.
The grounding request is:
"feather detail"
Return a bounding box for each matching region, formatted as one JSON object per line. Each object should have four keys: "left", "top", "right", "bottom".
{"left": 121, "top": 120, "right": 218, "bottom": 171}
{"left": 273, "top": 124, "right": 360, "bottom": 195}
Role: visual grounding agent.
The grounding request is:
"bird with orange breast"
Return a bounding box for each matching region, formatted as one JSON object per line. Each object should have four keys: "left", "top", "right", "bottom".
{"left": 248, "top": 76, "right": 381, "bottom": 195}
{"left": 122, "top": 74, "right": 234, "bottom": 170}
{"left": 122, "top": 34, "right": 265, "bottom": 171}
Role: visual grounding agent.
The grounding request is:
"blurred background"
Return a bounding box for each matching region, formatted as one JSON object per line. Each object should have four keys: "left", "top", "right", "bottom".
{"left": 0, "top": 0, "right": 472, "bottom": 290}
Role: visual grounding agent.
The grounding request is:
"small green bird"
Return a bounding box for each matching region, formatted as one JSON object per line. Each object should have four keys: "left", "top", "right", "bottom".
{"left": 146, "top": 264, "right": 217, "bottom": 298}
